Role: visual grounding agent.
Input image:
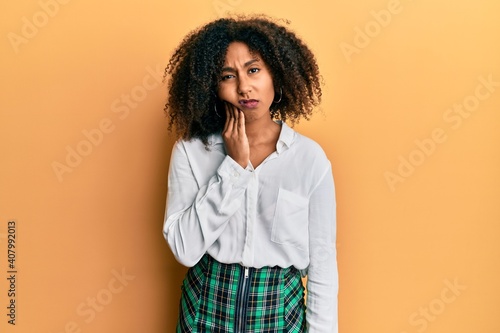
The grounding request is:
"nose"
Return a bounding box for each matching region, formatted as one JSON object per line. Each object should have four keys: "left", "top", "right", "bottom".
{"left": 237, "top": 76, "right": 251, "bottom": 95}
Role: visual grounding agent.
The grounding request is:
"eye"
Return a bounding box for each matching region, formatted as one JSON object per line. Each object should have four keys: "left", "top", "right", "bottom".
{"left": 221, "top": 74, "right": 235, "bottom": 81}
{"left": 249, "top": 68, "right": 260, "bottom": 74}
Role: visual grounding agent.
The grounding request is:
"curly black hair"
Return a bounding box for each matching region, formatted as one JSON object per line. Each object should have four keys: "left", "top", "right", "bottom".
{"left": 163, "top": 14, "right": 322, "bottom": 145}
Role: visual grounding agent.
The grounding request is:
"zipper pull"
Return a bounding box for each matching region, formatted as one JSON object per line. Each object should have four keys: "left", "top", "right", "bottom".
{"left": 244, "top": 267, "right": 249, "bottom": 279}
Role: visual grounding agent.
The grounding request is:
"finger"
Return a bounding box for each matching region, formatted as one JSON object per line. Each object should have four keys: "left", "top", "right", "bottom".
{"left": 223, "top": 102, "right": 232, "bottom": 133}
{"left": 228, "top": 103, "right": 239, "bottom": 133}
{"left": 237, "top": 109, "right": 245, "bottom": 134}
{"left": 226, "top": 102, "right": 238, "bottom": 133}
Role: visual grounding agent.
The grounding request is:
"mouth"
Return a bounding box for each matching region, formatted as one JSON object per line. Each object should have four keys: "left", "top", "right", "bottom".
{"left": 238, "top": 99, "right": 259, "bottom": 109}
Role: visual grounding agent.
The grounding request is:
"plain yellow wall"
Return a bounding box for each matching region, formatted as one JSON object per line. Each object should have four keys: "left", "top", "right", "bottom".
{"left": 1, "top": 0, "right": 499, "bottom": 332}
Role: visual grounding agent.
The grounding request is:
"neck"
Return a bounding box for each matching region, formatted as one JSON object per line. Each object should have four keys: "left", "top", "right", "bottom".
{"left": 245, "top": 116, "right": 280, "bottom": 146}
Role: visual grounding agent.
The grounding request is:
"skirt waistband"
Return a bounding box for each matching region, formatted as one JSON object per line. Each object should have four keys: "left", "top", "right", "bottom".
{"left": 200, "top": 254, "right": 299, "bottom": 278}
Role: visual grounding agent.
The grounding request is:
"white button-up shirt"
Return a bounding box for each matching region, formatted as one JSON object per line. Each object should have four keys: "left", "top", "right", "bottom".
{"left": 164, "top": 122, "right": 338, "bottom": 332}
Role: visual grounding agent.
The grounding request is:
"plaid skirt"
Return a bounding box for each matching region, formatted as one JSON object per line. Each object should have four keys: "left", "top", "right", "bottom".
{"left": 177, "top": 254, "right": 306, "bottom": 332}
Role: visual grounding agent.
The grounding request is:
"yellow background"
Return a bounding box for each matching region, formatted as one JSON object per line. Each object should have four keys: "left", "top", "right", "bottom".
{"left": 1, "top": 0, "right": 499, "bottom": 332}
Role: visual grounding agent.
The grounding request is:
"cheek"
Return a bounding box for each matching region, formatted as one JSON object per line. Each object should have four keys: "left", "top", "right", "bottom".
{"left": 217, "top": 85, "right": 230, "bottom": 100}
{"left": 262, "top": 75, "right": 275, "bottom": 99}
{"left": 265, "top": 81, "right": 275, "bottom": 100}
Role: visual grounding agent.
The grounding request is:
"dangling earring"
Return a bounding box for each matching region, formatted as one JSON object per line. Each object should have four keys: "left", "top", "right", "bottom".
{"left": 212, "top": 91, "right": 222, "bottom": 118}
{"left": 214, "top": 104, "right": 221, "bottom": 118}
{"left": 273, "top": 87, "right": 283, "bottom": 103}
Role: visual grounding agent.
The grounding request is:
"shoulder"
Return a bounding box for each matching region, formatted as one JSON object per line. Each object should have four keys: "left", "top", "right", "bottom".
{"left": 171, "top": 134, "right": 226, "bottom": 171}
{"left": 288, "top": 127, "right": 329, "bottom": 164}
{"left": 174, "top": 133, "right": 223, "bottom": 153}
{"left": 169, "top": 134, "right": 226, "bottom": 182}
{"left": 295, "top": 132, "right": 327, "bottom": 156}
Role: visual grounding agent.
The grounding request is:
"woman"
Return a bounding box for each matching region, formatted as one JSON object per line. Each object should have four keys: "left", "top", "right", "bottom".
{"left": 163, "top": 15, "right": 338, "bottom": 333}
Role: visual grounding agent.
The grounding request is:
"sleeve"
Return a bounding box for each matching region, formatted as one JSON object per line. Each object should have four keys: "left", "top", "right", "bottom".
{"left": 163, "top": 141, "right": 253, "bottom": 267}
{"left": 305, "top": 163, "right": 338, "bottom": 333}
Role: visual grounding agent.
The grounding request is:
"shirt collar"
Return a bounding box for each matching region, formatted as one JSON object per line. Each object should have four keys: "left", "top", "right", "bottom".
{"left": 275, "top": 121, "right": 295, "bottom": 154}
{"left": 207, "top": 133, "right": 224, "bottom": 146}
{"left": 207, "top": 120, "right": 295, "bottom": 153}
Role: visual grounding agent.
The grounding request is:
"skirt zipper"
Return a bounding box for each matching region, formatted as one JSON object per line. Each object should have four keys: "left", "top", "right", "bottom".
{"left": 235, "top": 266, "right": 250, "bottom": 332}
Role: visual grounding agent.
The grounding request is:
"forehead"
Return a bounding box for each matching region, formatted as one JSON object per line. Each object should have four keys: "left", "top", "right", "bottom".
{"left": 223, "top": 42, "right": 260, "bottom": 65}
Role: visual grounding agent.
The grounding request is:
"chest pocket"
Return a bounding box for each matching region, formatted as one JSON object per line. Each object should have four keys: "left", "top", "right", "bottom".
{"left": 271, "top": 188, "right": 309, "bottom": 250}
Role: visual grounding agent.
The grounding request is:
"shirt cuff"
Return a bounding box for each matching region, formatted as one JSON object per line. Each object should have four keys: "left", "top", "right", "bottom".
{"left": 217, "top": 156, "right": 253, "bottom": 188}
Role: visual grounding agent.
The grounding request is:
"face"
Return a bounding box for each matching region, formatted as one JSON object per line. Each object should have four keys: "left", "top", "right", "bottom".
{"left": 217, "top": 42, "right": 275, "bottom": 122}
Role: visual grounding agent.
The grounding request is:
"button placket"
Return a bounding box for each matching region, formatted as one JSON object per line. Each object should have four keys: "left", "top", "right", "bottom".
{"left": 241, "top": 170, "right": 258, "bottom": 266}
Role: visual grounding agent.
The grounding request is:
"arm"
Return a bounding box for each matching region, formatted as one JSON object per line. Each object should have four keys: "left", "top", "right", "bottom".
{"left": 306, "top": 164, "right": 338, "bottom": 332}
{"left": 163, "top": 142, "right": 251, "bottom": 266}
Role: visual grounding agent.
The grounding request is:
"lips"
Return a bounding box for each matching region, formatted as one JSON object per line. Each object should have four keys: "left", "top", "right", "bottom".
{"left": 238, "top": 99, "right": 259, "bottom": 109}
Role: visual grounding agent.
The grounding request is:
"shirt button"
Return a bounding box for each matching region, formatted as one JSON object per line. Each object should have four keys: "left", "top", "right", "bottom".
{"left": 234, "top": 172, "right": 239, "bottom": 177}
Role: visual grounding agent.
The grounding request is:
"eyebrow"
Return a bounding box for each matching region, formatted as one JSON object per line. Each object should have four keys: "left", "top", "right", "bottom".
{"left": 221, "top": 58, "right": 260, "bottom": 73}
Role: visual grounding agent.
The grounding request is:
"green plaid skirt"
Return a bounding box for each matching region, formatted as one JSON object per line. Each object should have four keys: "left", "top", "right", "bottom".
{"left": 177, "top": 254, "right": 306, "bottom": 332}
